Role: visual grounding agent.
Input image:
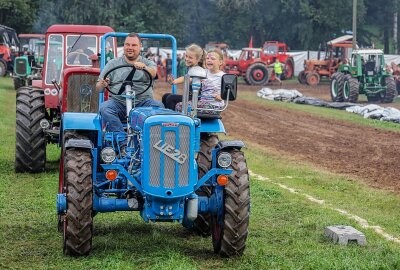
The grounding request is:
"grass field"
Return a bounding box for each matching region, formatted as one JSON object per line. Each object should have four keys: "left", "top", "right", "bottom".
{"left": 1, "top": 77, "right": 400, "bottom": 269}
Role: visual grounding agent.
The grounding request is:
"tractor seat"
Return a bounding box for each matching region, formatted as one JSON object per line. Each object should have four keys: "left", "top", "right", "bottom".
{"left": 197, "top": 112, "right": 222, "bottom": 119}
{"left": 365, "top": 61, "right": 376, "bottom": 75}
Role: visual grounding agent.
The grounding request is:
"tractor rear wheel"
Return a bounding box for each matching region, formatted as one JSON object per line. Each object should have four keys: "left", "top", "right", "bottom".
{"left": 343, "top": 75, "right": 359, "bottom": 103}
{"left": 298, "top": 71, "right": 307, "bottom": 84}
{"left": 211, "top": 149, "right": 250, "bottom": 257}
{"left": 13, "top": 77, "right": 26, "bottom": 90}
{"left": 245, "top": 63, "right": 269, "bottom": 85}
{"left": 15, "top": 86, "right": 46, "bottom": 173}
{"left": 306, "top": 72, "right": 320, "bottom": 86}
{"left": 381, "top": 76, "right": 396, "bottom": 103}
{"left": 330, "top": 72, "right": 344, "bottom": 102}
{"left": 193, "top": 133, "right": 219, "bottom": 236}
{"left": 63, "top": 148, "right": 93, "bottom": 256}
{"left": 0, "top": 60, "right": 6, "bottom": 77}
{"left": 282, "top": 57, "right": 294, "bottom": 80}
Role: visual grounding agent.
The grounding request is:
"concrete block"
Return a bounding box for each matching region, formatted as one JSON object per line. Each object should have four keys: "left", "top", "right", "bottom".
{"left": 324, "top": 225, "right": 366, "bottom": 245}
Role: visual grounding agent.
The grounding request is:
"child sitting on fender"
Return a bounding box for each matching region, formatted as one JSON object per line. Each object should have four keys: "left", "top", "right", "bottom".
{"left": 162, "top": 43, "right": 206, "bottom": 110}
{"left": 175, "top": 49, "right": 225, "bottom": 115}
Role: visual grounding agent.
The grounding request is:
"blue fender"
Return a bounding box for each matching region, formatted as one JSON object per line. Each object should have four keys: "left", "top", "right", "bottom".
{"left": 62, "top": 112, "right": 102, "bottom": 131}
{"left": 60, "top": 112, "right": 102, "bottom": 146}
{"left": 199, "top": 118, "right": 225, "bottom": 133}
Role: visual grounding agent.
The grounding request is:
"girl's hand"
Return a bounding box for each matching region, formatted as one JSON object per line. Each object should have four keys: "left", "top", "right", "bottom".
{"left": 167, "top": 74, "right": 175, "bottom": 85}
{"left": 215, "top": 95, "right": 222, "bottom": 101}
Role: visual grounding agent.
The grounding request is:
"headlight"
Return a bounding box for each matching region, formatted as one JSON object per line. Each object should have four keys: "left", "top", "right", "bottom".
{"left": 101, "top": 147, "right": 116, "bottom": 163}
{"left": 39, "top": 119, "right": 50, "bottom": 129}
{"left": 217, "top": 152, "right": 232, "bottom": 168}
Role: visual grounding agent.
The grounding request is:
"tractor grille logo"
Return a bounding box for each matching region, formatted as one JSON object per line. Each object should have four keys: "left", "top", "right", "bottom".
{"left": 153, "top": 140, "right": 187, "bottom": 164}
{"left": 162, "top": 122, "right": 179, "bottom": 127}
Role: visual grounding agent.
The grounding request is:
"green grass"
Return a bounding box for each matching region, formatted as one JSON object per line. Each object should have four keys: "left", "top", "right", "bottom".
{"left": 240, "top": 91, "right": 400, "bottom": 132}
{"left": 2, "top": 77, "right": 400, "bottom": 269}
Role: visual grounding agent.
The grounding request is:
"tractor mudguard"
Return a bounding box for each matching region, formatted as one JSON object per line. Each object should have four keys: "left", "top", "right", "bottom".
{"left": 199, "top": 118, "right": 225, "bottom": 133}
{"left": 62, "top": 112, "right": 101, "bottom": 131}
{"left": 217, "top": 140, "right": 246, "bottom": 151}
{"left": 65, "top": 139, "right": 93, "bottom": 149}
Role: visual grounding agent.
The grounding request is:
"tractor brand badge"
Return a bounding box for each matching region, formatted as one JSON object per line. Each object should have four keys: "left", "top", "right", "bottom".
{"left": 162, "top": 122, "right": 179, "bottom": 127}
{"left": 153, "top": 140, "right": 187, "bottom": 164}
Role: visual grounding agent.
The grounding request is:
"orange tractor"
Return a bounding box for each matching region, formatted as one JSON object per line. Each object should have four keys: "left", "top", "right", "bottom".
{"left": 224, "top": 41, "right": 294, "bottom": 85}
{"left": 298, "top": 35, "right": 353, "bottom": 86}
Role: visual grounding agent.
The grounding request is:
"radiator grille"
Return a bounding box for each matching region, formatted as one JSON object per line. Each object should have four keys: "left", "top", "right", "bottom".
{"left": 149, "top": 124, "right": 190, "bottom": 188}
{"left": 15, "top": 59, "right": 27, "bottom": 75}
{"left": 67, "top": 74, "right": 99, "bottom": 112}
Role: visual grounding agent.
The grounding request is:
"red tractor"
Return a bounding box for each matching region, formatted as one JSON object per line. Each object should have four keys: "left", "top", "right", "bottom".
{"left": 224, "top": 41, "right": 294, "bottom": 85}
{"left": 15, "top": 24, "right": 117, "bottom": 173}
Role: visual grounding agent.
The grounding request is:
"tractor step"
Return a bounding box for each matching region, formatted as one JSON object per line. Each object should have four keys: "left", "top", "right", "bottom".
{"left": 324, "top": 225, "right": 366, "bottom": 245}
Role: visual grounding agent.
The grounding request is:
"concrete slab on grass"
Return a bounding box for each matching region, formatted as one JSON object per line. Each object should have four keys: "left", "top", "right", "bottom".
{"left": 324, "top": 225, "right": 366, "bottom": 246}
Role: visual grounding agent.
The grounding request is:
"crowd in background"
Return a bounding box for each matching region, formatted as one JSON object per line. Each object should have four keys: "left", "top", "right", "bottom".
{"left": 144, "top": 49, "right": 188, "bottom": 81}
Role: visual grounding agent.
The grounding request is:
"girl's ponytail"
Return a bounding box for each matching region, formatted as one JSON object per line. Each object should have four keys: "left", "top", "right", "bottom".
{"left": 198, "top": 49, "right": 206, "bottom": 68}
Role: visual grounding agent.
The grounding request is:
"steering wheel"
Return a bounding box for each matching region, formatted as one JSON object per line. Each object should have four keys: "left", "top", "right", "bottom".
{"left": 67, "top": 51, "right": 90, "bottom": 65}
{"left": 102, "top": 64, "right": 153, "bottom": 96}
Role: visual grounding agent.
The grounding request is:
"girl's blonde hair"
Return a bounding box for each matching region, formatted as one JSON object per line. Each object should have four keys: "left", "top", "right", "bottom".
{"left": 207, "top": 49, "right": 224, "bottom": 61}
{"left": 186, "top": 43, "right": 206, "bottom": 68}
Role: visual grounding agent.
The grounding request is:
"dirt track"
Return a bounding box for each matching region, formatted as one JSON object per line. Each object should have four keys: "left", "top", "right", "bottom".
{"left": 155, "top": 81, "right": 400, "bottom": 192}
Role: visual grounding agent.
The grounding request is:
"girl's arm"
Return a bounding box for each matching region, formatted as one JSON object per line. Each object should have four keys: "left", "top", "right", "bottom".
{"left": 168, "top": 75, "right": 187, "bottom": 85}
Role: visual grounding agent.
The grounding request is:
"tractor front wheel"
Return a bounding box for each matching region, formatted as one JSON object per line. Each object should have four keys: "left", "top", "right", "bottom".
{"left": 330, "top": 72, "right": 344, "bottom": 102}
{"left": 0, "top": 60, "right": 6, "bottom": 77}
{"left": 211, "top": 149, "right": 250, "bottom": 257}
{"left": 343, "top": 75, "right": 359, "bottom": 103}
{"left": 15, "top": 86, "right": 46, "bottom": 173}
{"left": 63, "top": 148, "right": 93, "bottom": 256}
{"left": 381, "top": 76, "right": 396, "bottom": 103}
{"left": 193, "top": 133, "right": 219, "bottom": 236}
{"left": 13, "top": 77, "right": 26, "bottom": 90}
{"left": 245, "top": 63, "right": 269, "bottom": 85}
{"left": 306, "top": 72, "right": 320, "bottom": 86}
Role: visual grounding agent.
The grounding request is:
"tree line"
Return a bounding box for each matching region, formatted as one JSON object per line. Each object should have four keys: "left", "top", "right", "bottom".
{"left": 1, "top": 0, "right": 399, "bottom": 53}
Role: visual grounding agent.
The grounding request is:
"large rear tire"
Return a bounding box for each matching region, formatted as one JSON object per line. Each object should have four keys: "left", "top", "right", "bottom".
{"left": 282, "top": 57, "right": 294, "bottom": 80}
{"left": 245, "top": 63, "right": 269, "bottom": 85}
{"left": 193, "top": 133, "right": 219, "bottom": 236}
{"left": 343, "top": 75, "right": 359, "bottom": 103}
{"left": 211, "top": 149, "right": 250, "bottom": 257}
{"left": 381, "top": 76, "right": 396, "bottom": 103}
{"left": 63, "top": 148, "right": 93, "bottom": 256}
{"left": 330, "top": 72, "right": 344, "bottom": 102}
{"left": 298, "top": 71, "right": 307, "bottom": 84}
{"left": 15, "top": 86, "right": 46, "bottom": 173}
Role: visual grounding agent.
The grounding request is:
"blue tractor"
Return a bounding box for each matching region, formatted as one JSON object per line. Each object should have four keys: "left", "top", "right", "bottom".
{"left": 56, "top": 33, "right": 250, "bottom": 257}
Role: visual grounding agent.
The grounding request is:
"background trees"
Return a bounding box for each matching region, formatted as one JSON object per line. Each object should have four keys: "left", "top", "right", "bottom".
{"left": 0, "top": 0, "right": 399, "bottom": 53}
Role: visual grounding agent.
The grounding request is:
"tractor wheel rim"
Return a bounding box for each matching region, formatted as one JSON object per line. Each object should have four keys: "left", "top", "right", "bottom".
{"left": 331, "top": 80, "right": 338, "bottom": 97}
{"left": 309, "top": 75, "right": 317, "bottom": 85}
{"left": 286, "top": 65, "right": 292, "bottom": 77}
{"left": 344, "top": 81, "right": 350, "bottom": 98}
{"left": 252, "top": 69, "right": 264, "bottom": 81}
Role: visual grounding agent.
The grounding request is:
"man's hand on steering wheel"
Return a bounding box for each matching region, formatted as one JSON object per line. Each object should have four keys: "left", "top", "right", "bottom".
{"left": 132, "top": 61, "right": 146, "bottom": 70}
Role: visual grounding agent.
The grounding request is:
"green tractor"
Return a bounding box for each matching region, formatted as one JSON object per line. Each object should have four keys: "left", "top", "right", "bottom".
{"left": 13, "top": 38, "right": 45, "bottom": 90}
{"left": 330, "top": 49, "right": 397, "bottom": 103}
